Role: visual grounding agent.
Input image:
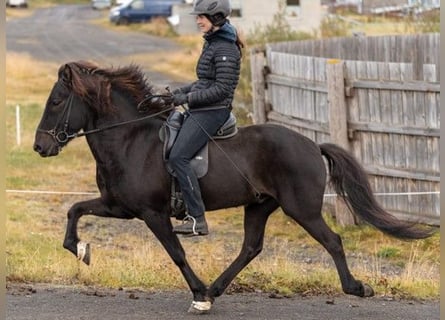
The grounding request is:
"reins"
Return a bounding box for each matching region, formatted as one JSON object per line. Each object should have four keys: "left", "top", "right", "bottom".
{"left": 75, "top": 94, "right": 175, "bottom": 138}
{"left": 75, "top": 105, "right": 175, "bottom": 139}
{"left": 37, "top": 94, "right": 174, "bottom": 143}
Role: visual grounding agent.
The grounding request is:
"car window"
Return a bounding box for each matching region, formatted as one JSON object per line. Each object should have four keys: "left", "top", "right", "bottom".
{"left": 131, "top": 0, "right": 144, "bottom": 10}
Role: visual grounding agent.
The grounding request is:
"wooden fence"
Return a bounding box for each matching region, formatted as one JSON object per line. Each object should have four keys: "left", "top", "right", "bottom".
{"left": 250, "top": 33, "right": 440, "bottom": 225}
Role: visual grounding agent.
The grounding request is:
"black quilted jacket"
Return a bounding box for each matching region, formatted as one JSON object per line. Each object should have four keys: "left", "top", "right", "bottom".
{"left": 177, "top": 22, "right": 241, "bottom": 110}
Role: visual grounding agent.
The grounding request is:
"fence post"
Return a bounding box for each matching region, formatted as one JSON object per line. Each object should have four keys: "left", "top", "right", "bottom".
{"left": 326, "top": 59, "right": 357, "bottom": 226}
{"left": 250, "top": 49, "right": 267, "bottom": 124}
{"left": 16, "top": 104, "right": 21, "bottom": 146}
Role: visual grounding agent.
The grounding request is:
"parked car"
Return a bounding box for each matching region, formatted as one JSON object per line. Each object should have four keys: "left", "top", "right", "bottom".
{"left": 109, "top": 0, "right": 183, "bottom": 25}
{"left": 92, "top": 0, "right": 111, "bottom": 10}
{"left": 6, "top": 0, "right": 28, "bottom": 8}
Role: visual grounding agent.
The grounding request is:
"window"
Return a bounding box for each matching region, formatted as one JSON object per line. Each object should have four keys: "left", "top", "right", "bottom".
{"left": 286, "top": 0, "right": 301, "bottom": 17}
{"left": 131, "top": 0, "right": 144, "bottom": 10}
{"left": 230, "top": 0, "right": 242, "bottom": 17}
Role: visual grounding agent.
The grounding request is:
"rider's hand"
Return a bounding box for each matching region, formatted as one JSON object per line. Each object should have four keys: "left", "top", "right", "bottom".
{"left": 175, "top": 105, "right": 188, "bottom": 114}
{"left": 171, "top": 92, "right": 188, "bottom": 106}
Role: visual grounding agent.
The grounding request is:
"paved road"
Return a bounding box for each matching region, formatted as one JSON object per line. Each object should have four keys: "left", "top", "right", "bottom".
{"left": 6, "top": 4, "right": 183, "bottom": 87}
{"left": 5, "top": 5, "right": 440, "bottom": 320}
{"left": 6, "top": 283, "right": 440, "bottom": 320}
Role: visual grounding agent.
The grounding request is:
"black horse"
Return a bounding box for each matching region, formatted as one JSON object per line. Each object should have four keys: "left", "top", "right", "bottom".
{"left": 33, "top": 61, "right": 433, "bottom": 313}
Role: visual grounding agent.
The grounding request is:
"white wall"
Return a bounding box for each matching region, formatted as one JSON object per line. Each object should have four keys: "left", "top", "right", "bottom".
{"left": 173, "top": 0, "right": 326, "bottom": 35}
{"left": 230, "top": 0, "right": 325, "bottom": 35}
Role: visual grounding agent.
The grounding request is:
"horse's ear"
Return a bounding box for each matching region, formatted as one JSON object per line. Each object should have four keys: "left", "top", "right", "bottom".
{"left": 59, "top": 64, "right": 73, "bottom": 85}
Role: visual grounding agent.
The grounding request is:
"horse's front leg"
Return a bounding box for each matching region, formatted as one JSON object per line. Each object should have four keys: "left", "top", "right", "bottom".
{"left": 63, "top": 197, "right": 129, "bottom": 265}
{"left": 141, "top": 211, "right": 210, "bottom": 313}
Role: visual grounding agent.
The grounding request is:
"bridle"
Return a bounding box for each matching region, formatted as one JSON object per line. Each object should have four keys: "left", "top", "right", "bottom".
{"left": 36, "top": 93, "right": 76, "bottom": 144}
{"left": 36, "top": 93, "right": 174, "bottom": 146}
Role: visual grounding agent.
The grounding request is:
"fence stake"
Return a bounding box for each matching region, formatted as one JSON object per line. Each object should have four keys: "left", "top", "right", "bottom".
{"left": 326, "top": 59, "right": 357, "bottom": 226}
{"left": 250, "top": 49, "right": 267, "bottom": 124}
{"left": 16, "top": 104, "right": 21, "bottom": 146}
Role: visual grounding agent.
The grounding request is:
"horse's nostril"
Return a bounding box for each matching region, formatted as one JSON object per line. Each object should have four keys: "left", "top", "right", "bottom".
{"left": 33, "top": 144, "right": 41, "bottom": 153}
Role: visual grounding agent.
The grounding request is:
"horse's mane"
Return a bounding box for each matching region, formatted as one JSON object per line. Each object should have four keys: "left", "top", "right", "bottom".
{"left": 63, "top": 61, "right": 155, "bottom": 115}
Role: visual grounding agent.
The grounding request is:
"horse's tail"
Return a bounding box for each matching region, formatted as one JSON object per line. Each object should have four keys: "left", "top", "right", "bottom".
{"left": 319, "top": 143, "right": 435, "bottom": 240}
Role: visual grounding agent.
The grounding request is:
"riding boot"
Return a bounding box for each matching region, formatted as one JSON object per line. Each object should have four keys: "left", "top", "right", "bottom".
{"left": 173, "top": 214, "right": 209, "bottom": 236}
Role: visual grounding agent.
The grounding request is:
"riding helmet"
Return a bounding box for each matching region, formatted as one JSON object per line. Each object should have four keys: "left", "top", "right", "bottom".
{"left": 190, "top": 0, "right": 231, "bottom": 26}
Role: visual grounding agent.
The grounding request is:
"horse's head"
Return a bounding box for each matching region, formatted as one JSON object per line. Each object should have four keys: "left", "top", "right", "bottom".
{"left": 34, "top": 64, "right": 84, "bottom": 157}
{"left": 34, "top": 61, "right": 171, "bottom": 157}
{"left": 33, "top": 62, "right": 93, "bottom": 157}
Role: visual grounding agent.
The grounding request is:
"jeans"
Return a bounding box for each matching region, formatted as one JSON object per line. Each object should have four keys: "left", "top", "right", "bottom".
{"left": 168, "top": 108, "right": 230, "bottom": 217}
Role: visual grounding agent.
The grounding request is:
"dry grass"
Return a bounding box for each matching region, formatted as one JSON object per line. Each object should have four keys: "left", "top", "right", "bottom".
{"left": 6, "top": 52, "right": 58, "bottom": 105}
{"left": 6, "top": 51, "right": 439, "bottom": 299}
{"left": 6, "top": 7, "right": 34, "bottom": 19}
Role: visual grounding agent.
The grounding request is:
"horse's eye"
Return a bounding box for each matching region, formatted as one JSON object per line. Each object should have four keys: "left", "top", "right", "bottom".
{"left": 52, "top": 99, "right": 62, "bottom": 106}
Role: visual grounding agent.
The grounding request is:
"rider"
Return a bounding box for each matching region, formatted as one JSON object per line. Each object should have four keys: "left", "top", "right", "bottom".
{"left": 165, "top": 0, "right": 244, "bottom": 236}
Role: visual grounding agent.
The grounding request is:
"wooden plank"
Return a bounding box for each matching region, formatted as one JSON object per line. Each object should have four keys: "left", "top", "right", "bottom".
{"left": 344, "top": 61, "right": 361, "bottom": 160}
{"left": 267, "top": 74, "right": 327, "bottom": 92}
{"left": 303, "top": 56, "right": 316, "bottom": 128}
{"left": 348, "top": 122, "right": 440, "bottom": 137}
{"left": 423, "top": 65, "right": 439, "bottom": 128}
{"left": 267, "top": 111, "right": 329, "bottom": 134}
{"left": 377, "top": 63, "right": 394, "bottom": 171}
{"left": 399, "top": 64, "right": 415, "bottom": 174}
{"left": 388, "top": 64, "right": 405, "bottom": 171}
{"left": 350, "top": 79, "right": 440, "bottom": 92}
{"left": 367, "top": 61, "right": 384, "bottom": 168}
{"left": 416, "top": 136, "right": 429, "bottom": 172}
{"left": 365, "top": 164, "right": 440, "bottom": 182}
{"left": 314, "top": 57, "right": 328, "bottom": 143}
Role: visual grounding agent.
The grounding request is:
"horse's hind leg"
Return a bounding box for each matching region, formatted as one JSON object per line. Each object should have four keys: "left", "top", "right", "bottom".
{"left": 207, "top": 198, "right": 279, "bottom": 301}
{"left": 283, "top": 202, "right": 374, "bottom": 297}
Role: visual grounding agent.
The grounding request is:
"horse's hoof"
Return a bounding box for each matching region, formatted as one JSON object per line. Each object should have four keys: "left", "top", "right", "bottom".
{"left": 363, "top": 283, "right": 375, "bottom": 297}
{"left": 77, "top": 241, "right": 90, "bottom": 265}
{"left": 188, "top": 301, "right": 212, "bottom": 314}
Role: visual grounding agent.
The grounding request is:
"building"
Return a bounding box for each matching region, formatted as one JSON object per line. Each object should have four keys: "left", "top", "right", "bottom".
{"left": 323, "top": 0, "right": 440, "bottom": 14}
{"left": 172, "top": 0, "right": 325, "bottom": 35}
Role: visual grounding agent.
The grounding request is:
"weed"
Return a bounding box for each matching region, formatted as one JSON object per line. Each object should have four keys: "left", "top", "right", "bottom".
{"left": 320, "top": 15, "right": 349, "bottom": 38}
{"left": 377, "top": 247, "right": 400, "bottom": 259}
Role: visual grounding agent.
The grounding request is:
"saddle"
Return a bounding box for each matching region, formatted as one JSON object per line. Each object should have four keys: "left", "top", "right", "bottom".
{"left": 159, "top": 110, "right": 238, "bottom": 218}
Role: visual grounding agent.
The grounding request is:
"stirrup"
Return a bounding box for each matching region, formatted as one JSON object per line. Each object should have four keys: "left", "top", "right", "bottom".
{"left": 182, "top": 214, "right": 199, "bottom": 235}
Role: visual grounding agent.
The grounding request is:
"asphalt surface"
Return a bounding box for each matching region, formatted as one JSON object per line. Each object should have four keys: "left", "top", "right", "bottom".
{"left": 6, "top": 5, "right": 440, "bottom": 320}
{"left": 6, "top": 283, "right": 440, "bottom": 320}
{"left": 6, "top": 4, "right": 183, "bottom": 87}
